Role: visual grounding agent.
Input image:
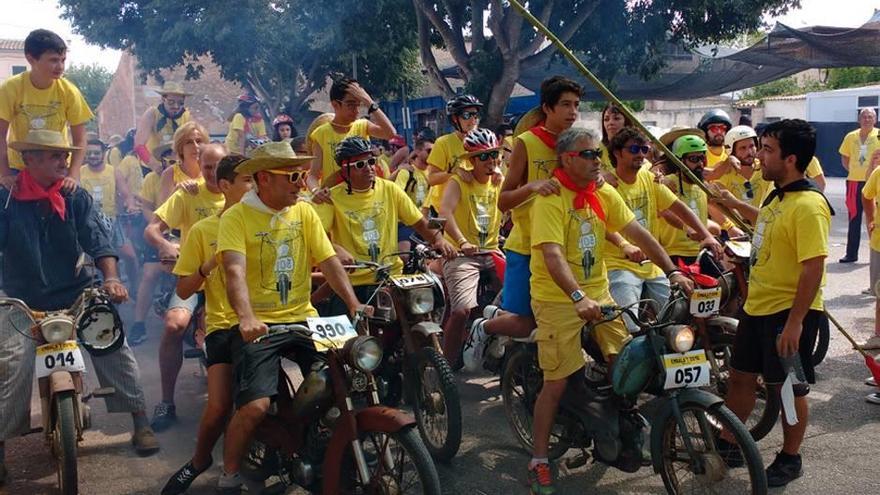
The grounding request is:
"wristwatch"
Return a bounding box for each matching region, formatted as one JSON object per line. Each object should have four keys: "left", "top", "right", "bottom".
{"left": 367, "top": 102, "right": 381, "bottom": 114}
{"left": 570, "top": 289, "right": 587, "bottom": 303}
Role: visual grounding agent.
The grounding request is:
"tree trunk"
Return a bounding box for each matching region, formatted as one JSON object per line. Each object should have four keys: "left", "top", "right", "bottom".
{"left": 484, "top": 57, "right": 520, "bottom": 127}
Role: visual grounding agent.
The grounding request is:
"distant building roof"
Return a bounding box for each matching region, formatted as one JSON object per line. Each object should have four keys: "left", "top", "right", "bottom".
{"left": 0, "top": 39, "right": 24, "bottom": 51}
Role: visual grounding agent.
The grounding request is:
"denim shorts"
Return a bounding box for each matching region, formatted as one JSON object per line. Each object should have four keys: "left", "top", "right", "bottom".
{"left": 500, "top": 250, "right": 533, "bottom": 316}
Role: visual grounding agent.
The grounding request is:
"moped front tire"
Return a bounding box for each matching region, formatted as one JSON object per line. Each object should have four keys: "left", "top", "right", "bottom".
{"left": 54, "top": 391, "right": 79, "bottom": 495}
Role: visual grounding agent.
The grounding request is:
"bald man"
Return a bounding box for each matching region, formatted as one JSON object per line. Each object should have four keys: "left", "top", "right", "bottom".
{"left": 839, "top": 108, "right": 879, "bottom": 263}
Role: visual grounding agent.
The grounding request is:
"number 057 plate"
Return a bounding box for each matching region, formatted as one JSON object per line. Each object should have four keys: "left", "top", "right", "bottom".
{"left": 662, "top": 350, "right": 710, "bottom": 390}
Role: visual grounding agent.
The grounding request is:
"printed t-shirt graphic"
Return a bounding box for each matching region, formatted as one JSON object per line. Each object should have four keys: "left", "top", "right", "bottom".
{"left": 838, "top": 128, "right": 880, "bottom": 182}
{"left": 444, "top": 175, "right": 501, "bottom": 250}
{"left": 395, "top": 167, "right": 431, "bottom": 209}
{"left": 309, "top": 119, "right": 370, "bottom": 181}
{"left": 80, "top": 165, "right": 118, "bottom": 217}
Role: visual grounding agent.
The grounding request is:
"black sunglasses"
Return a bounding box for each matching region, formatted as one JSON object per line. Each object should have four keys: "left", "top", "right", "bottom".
{"left": 569, "top": 148, "right": 603, "bottom": 160}
{"left": 346, "top": 157, "right": 378, "bottom": 169}
{"left": 627, "top": 144, "right": 651, "bottom": 155}
{"left": 459, "top": 110, "right": 480, "bottom": 120}
{"left": 684, "top": 155, "right": 706, "bottom": 164}
{"left": 476, "top": 150, "right": 500, "bottom": 161}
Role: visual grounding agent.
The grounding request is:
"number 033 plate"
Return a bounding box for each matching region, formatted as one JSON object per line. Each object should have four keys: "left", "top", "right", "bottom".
{"left": 306, "top": 315, "right": 358, "bottom": 351}
{"left": 662, "top": 349, "right": 711, "bottom": 389}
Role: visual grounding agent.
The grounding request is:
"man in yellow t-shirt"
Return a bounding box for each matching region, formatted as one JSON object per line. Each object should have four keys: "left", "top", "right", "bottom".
{"left": 225, "top": 94, "right": 268, "bottom": 156}
{"left": 706, "top": 125, "right": 771, "bottom": 232}
{"left": 0, "top": 29, "right": 93, "bottom": 191}
{"left": 838, "top": 108, "right": 879, "bottom": 263}
{"left": 144, "top": 143, "right": 226, "bottom": 432}
{"left": 606, "top": 127, "right": 720, "bottom": 332}
{"left": 393, "top": 137, "right": 434, "bottom": 251}
{"left": 439, "top": 129, "right": 503, "bottom": 369}
{"left": 697, "top": 109, "right": 732, "bottom": 170}
{"left": 313, "top": 136, "right": 455, "bottom": 316}
{"left": 426, "top": 94, "right": 483, "bottom": 213}
{"left": 306, "top": 77, "right": 395, "bottom": 191}
{"left": 216, "top": 142, "right": 365, "bottom": 491}
{"left": 133, "top": 81, "right": 192, "bottom": 167}
{"left": 526, "top": 127, "right": 692, "bottom": 494}
{"left": 161, "top": 154, "right": 254, "bottom": 493}
{"left": 861, "top": 166, "right": 880, "bottom": 359}
{"left": 715, "top": 120, "right": 830, "bottom": 487}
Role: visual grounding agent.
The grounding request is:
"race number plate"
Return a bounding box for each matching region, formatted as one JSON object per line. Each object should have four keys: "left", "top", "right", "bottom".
{"left": 35, "top": 341, "right": 86, "bottom": 379}
{"left": 690, "top": 287, "right": 722, "bottom": 317}
{"left": 662, "top": 350, "right": 711, "bottom": 390}
{"left": 306, "top": 315, "right": 358, "bottom": 351}
{"left": 390, "top": 273, "right": 433, "bottom": 289}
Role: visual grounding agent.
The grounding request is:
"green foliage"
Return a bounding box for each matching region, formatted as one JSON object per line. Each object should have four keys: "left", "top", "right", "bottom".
{"left": 743, "top": 67, "right": 880, "bottom": 101}
{"left": 587, "top": 100, "right": 645, "bottom": 112}
{"left": 57, "top": 0, "right": 424, "bottom": 120}
{"left": 65, "top": 63, "right": 113, "bottom": 111}
{"left": 826, "top": 67, "right": 880, "bottom": 90}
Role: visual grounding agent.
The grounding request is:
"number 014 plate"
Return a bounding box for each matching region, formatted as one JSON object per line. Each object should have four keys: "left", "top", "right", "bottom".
{"left": 35, "top": 341, "right": 86, "bottom": 379}
{"left": 662, "top": 349, "right": 710, "bottom": 390}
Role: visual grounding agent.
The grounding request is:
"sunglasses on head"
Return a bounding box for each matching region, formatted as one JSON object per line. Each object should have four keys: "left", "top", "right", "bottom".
{"left": 567, "top": 148, "right": 603, "bottom": 160}
{"left": 684, "top": 154, "right": 706, "bottom": 164}
{"left": 265, "top": 169, "right": 306, "bottom": 183}
{"left": 345, "top": 157, "right": 378, "bottom": 169}
{"left": 459, "top": 110, "right": 480, "bottom": 120}
{"left": 627, "top": 144, "right": 651, "bottom": 155}
{"left": 475, "top": 150, "right": 500, "bottom": 161}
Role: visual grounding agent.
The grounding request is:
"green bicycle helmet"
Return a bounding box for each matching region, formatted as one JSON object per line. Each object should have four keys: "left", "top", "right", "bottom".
{"left": 672, "top": 135, "right": 708, "bottom": 159}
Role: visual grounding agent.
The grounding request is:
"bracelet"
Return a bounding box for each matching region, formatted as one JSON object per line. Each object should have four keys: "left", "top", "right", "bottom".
{"left": 619, "top": 240, "right": 632, "bottom": 249}
{"left": 198, "top": 265, "right": 209, "bottom": 278}
{"left": 457, "top": 238, "right": 468, "bottom": 247}
{"left": 104, "top": 277, "right": 122, "bottom": 284}
{"left": 665, "top": 269, "right": 684, "bottom": 279}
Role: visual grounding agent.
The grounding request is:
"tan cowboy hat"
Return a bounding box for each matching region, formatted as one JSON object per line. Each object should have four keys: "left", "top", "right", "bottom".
{"left": 235, "top": 141, "right": 314, "bottom": 175}
{"left": 9, "top": 130, "right": 80, "bottom": 152}
{"left": 658, "top": 126, "right": 705, "bottom": 148}
{"left": 151, "top": 142, "right": 173, "bottom": 162}
{"left": 155, "top": 81, "right": 192, "bottom": 97}
{"left": 513, "top": 107, "right": 545, "bottom": 138}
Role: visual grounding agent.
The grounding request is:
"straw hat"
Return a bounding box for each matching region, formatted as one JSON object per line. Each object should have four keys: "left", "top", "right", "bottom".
{"left": 9, "top": 130, "right": 80, "bottom": 152}
{"left": 155, "top": 81, "right": 192, "bottom": 97}
{"left": 658, "top": 126, "right": 705, "bottom": 148}
{"left": 513, "top": 107, "right": 545, "bottom": 138}
{"left": 235, "top": 141, "right": 314, "bottom": 175}
{"left": 151, "top": 142, "right": 173, "bottom": 162}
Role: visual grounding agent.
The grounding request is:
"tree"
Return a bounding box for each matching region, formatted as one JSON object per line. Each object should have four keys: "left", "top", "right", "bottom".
{"left": 58, "top": 0, "right": 424, "bottom": 122}
{"left": 65, "top": 63, "right": 113, "bottom": 111}
{"left": 826, "top": 67, "right": 880, "bottom": 90}
{"left": 413, "top": 0, "right": 800, "bottom": 125}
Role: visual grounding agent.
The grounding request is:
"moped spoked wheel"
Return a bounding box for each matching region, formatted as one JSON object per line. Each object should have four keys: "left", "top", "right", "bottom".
{"left": 408, "top": 346, "right": 462, "bottom": 462}
{"left": 54, "top": 391, "right": 79, "bottom": 495}
{"left": 658, "top": 402, "right": 767, "bottom": 495}
{"left": 710, "top": 333, "right": 781, "bottom": 441}
{"left": 340, "top": 425, "right": 441, "bottom": 495}
{"left": 500, "top": 345, "right": 570, "bottom": 460}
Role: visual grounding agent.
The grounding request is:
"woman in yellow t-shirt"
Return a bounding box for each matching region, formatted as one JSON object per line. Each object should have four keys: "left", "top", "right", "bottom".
{"left": 225, "top": 94, "right": 268, "bottom": 156}
{"left": 598, "top": 103, "right": 633, "bottom": 171}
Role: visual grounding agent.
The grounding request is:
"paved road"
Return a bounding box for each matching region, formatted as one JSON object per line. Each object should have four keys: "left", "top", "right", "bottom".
{"left": 2, "top": 177, "right": 878, "bottom": 494}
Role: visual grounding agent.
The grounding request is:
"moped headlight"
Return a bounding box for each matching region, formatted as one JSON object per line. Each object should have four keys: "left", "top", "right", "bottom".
{"left": 41, "top": 316, "right": 75, "bottom": 344}
{"left": 347, "top": 336, "right": 383, "bottom": 372}
{"left": 665, "top": 325, "right": 695, "bottom": 353}
{"left": 406, "top": 287, "right": 435, "bottom": 315}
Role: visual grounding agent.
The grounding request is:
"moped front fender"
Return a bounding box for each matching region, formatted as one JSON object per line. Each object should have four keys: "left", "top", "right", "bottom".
{"left": 410, "top": 321, "right": 443, "bottom": 337}
{"left": 649, "top": 388, "right": 725, "bottom": 474}
{"left": 321, "top": 406, "right": 417, "bottom": 494}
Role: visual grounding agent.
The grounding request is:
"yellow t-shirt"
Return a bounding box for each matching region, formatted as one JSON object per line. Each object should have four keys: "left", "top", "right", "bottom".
{"left": 745, "top": 191, "right": 830, "bottom": 316}
{"left": 806, "top": 157, "right": 823, "bottom": 179}
{"left": 107, "top": 146, "right": 124, "bottom": 167}
{"left": 505, "top": 130, "right": 558, "bottom": 255}
{"left": 140, "top": 172, "right": 161, "bottom": 213}
{"left": 713, "top": 163, "right": 772, "bottom": 209}
{"left": 706, "top": 147, "right": 728, "bottom": 169}
{"left": 862, "top": 167, "right": 880, "bottom": 252}
{"left": 658, "top": 175, "right": 708, "bottom": 258}
{"left": 217, "top": 200, "right": 335, "bottom": 323}
{"left": 444, "top": 175, "right": 501, "bottom": 250}
{"left": 117, "top": 154, "right": 148, "bottom": 199}
{"left": 146, "top": 106, "right": 191, "bottom": 156}
{"left": 598, "top": 142, "right": 614, "bottom": 172}
{"left": 394, "top": 167, "right": 431, "bottom": 209}
{"left": 154, "top": 183, "right": 224, "bottom": 244}
{"left": 80, "top": 164, "right": 117, "bottom": 217}
{"left": 604, "top": 167, "right": 678, "bottom": 279}
{"left": 426, "top": 132, "right": 468, "bottom": 210}
{"left": 838, "top": 128, "right": 880, "bottom": 182}
{"left": 309, "top": 119, "right": 370, "bottom": 181}
{"left": 314, "top": 178, "right": 423, "bottom": 286}
{"left": 173, "top": 215, "right": 236, "bottom": 333}
{"left": 225, "top": 113, "right": 267, "bottom": 154}
{"left": 530, "top": 183, "right": 635, "bottom": 303}
{"left": 0, "top": 71, "right": 93, "bottom": 170}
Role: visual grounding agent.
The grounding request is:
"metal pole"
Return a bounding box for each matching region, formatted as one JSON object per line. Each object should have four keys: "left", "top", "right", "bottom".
{"left": 401, "top": 83, "right": 410, "bottom": 146}
{"left": 508, "top": 0, "right": 751, "bottom": 233}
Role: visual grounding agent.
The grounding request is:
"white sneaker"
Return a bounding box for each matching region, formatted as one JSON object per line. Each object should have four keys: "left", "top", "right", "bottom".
{"left": 866, "top": 376, "right": 877, "bottom": 387}
{"left": 462, "top": 318, "right": 489, "bottom": 372}
{"left": 866, "top": 392, "right": 880, "bottom": 405}
{"left": 483, "top": 305, "right": 501, "bottom": 320}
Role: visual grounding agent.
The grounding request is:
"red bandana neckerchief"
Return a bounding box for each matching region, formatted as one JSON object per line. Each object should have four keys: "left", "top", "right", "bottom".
{"left": 529, "top": 121, "right": 557, "bottom": 150}
{"left": 552, "top": 167, "right": 605, "bottom": 221}
{"left": 12, "top": 170, "right": 66, "bottom": 220}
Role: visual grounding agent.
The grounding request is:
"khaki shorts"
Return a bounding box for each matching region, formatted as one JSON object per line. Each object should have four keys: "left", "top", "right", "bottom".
{"left": 532, "top": 296, "right": 630, "bottom": 381}
{"left": 442, "top": 255, "right": 497, "bottom": 312}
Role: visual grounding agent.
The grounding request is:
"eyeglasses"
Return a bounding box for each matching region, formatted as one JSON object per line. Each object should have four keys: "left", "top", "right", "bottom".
{"left": 566, "top": 148, "right": 603, "bottom": 160}
{"left": 345, "top": 157, "right": 378, "bottom": 169}
{"left": 626, "top": 144, "right": 651, "bottom": 155}
{"left": 684, "top": 154, "right": 706, "bottom": 164}
{"left": 475, "top": 150, "right": 500, "bottom": 161}
{"left": 707, "top": 123, "right": 728, "bottom": 133}
{"left": 743, "top": 180, "right": 754, "bottom": 199}
{"left": 459, "top": 111, "right": 480, "bottom": 120}
{"left": 336, "top": 99, "right": 362, "bottom": 110}
{"left": 163, "top": 97, "right": 185, "bottom": 106}
{"left": 85, "top": 150, "right": 103, "bottom": 157}
{"left": 265, "top": 169, "right": 306, "bottom": 183}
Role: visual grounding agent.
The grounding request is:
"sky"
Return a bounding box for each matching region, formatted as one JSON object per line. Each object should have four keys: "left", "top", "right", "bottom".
{"left": 0, "top": 0, "right": 877, "bottom": 72}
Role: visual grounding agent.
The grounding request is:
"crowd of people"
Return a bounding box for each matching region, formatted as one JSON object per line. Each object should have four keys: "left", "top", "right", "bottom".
{"left": 0, "top": 28, "right": 878, "bottom": 495}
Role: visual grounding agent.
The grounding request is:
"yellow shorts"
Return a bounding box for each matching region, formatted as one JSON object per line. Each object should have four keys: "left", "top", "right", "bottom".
{"left": 532, "top": 297, "right": 630, "bottom": 381}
